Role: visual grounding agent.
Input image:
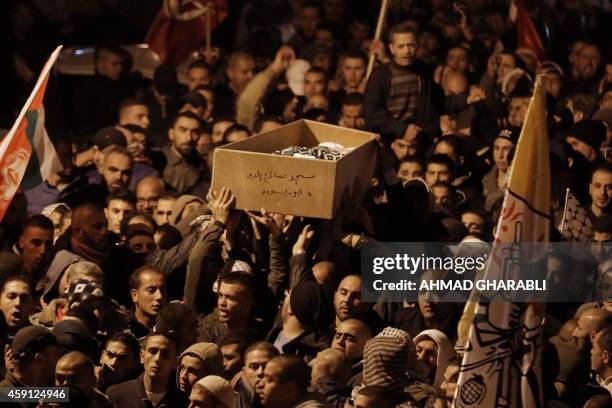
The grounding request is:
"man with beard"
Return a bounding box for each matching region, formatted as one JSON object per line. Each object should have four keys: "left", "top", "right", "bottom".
{"left": 235, "top": 342, "right": 279, "bottom": 408}
{"left": 332, "top": 275, "right": 384, "bottom": 336}
{"left": 107, "top": 331, "right": 186, "bottom": 407}
{"left": 100, "top": 146, "right": 134, "bottom": 192}
{"left": 17, "top": 215, "right": 54, "bottom": 284}
{"left": 97, "top": 332, "right": 141, "bottom": 392}
{"left": 162, "top": 112, "right": 205, "bottom": 194}
{"left": 129, "top": 266, "right": 166, "bottom": 339}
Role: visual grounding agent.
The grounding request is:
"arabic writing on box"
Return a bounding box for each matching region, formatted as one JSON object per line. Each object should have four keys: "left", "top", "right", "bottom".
{"left": 261, "top": 188, "right": 312, "bottom": 197}
{"left": 246, "top": 169, "right": 316, "bottom": 198}
{"left": 246, "top": 170, "right": 315, "bottom": 185}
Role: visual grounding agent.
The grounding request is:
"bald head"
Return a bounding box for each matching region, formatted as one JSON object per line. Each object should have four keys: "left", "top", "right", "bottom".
{"left": 71, "top": 204, "right": 109, "bottom": 251}
{"left": 55, "top": 351, "right": 96, "bottom": 393}
{"left": 310, "top": 348, "right": 351, "bottom": 388}
{"left": 573, "top": 307, "right": 612, "bottom": 340}
{"left": 136, "top": 176, "right": 165, "bottom": 213}
{"left": 444, "top": 71, "right": 468, "bottom": 95}
{"left": 226, "top": 52, "right": 255, "bottom": 95}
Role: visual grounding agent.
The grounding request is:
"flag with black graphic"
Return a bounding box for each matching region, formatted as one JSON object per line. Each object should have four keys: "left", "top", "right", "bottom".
{"left": 454, "top": 78, "right": 550, "bottom": 408}
{"left": 560, "top": 188, "right": 593, "bottom": 241}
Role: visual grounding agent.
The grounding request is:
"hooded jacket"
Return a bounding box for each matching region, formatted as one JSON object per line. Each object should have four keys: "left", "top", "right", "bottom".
{"left": 413, "top": 329, "right": 455, "bottom": 388}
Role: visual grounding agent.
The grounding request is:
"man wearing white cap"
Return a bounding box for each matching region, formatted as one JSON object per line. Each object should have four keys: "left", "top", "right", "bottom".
{"left": 189, "top": 375, "right": 238, "bottom": 408}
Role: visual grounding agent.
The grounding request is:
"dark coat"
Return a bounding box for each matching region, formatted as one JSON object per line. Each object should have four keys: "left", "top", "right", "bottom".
{"left": 363, "top": 61, "right": 442, "bottom": 143}
{"left": 106, "top": 373, "right": 188, "bottom": 408}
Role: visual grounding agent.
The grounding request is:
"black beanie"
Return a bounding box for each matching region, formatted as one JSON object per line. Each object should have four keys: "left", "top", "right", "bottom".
{"left": 290, "top": 279, "right": 326, "bottom": 328}
{"left": 567, "top": 120, "right": 606, "bottom": 151}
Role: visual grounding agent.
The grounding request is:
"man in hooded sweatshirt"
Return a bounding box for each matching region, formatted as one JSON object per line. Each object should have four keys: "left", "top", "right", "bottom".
{"left": 413, "top": 329, "right": 455, "bottom": 388}
{"left": 176, "top": 341, "right": 224, "bottom": 396}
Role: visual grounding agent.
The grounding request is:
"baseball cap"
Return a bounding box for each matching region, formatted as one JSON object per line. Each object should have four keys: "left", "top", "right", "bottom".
{"left": 92, "top": 127, "right": 127, "bottom": 149}
{"left": 11, "top": 325, "right": 58, "bottom": 360}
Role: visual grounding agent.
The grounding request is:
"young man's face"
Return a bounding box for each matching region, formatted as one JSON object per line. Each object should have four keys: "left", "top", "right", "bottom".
{"left": 131, "top": 271, "right": 165, "bottom": 318}
{"left": 497, "top": 53, "right": 516, "bottom": 80}
{"left": 257, "top": 360, "right": 296, "bottom": 408}
{"left": 212, "top": 120, "right": 234, "bottom": 144}
{"left": 397, "top": 161, "right": 423, "bottom": 182}
{"left": 97, "top": 50, "right": 122, "bottom": 80}
{"left": 567, "top": 136, "right": 598, "bottom": 162}
{"left": 508, "top": 97, "right": 529, "bottom": 127}
{"left": 141, "top": 335, "right": 177, "bottom": 382}
{"left": 342, "top": 58, "right": 366, "bottom": 89}
{"left": 493, "top": 137, "right": 514, "bottom": 171}
{"left": 100, "top": 340, "right": 138, "bottom": 384}
{"left": 590, "top": 170, "right": 612, "bottom": 211}
{"left": 169, "top": 117, "right": 201, "bottom": 156}
{"left": 227, "top": 57, "right": 255, "bottom": 94}
{"left": 221, "top": 343, "right": 243, "bottom": 378}
{"left": 389, "top": 32, "right": 418, "bottom": 67}
{"left": 244, "top": 349, "right": 275, "bottom": 389}
{"left": 120, "top": 105, "right": 150, "bottom": 129}
{"left": 178, "top": 355, "right": 207, "bottom": 393}
{"left": 304, "top": 72, "right": 327, "bottom": 99}
{"left": 19, "top": 226, "right": 53, "bottom": 273}
{"left": 340, "top": 104, "right": 363, "bottom": 129}
{"left": 102, "top": 153, "right": 133, "bottom": 191}
{"left": 217, "top": 282, "right": 252, "bottom": 324}
{"left": 187, "top": 67, "right": 211, "bottom": 91}
{"left": 446, "top": 47, "right": 468, "bottom": 73}
{"left": 577, "top": 45, "right": 601, "bottom": 79}
{"left": 461, "top": 212, "right": 485, "bottom": 235}
{"left": 0, "top": 280, "right": 34, "bottom": 330}
{"left": 105, "top": 199, "right": 134, "bottom": 234}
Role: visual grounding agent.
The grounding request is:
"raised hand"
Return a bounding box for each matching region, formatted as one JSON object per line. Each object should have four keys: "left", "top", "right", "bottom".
{"left": 246, "top": 208, "right": 286, "bottom": 237}
{"left": 209, "top": 187, "right": 236, "bottom": 225}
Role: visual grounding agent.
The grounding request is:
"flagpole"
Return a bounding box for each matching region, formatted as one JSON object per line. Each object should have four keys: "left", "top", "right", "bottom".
{"left": 365, "top": 0, "right": 389, "bottom": 82}
{"left": 205, "top": 4, "right": 212, "bottom": 56}
{"left": 559, "top": 187, "right": 570, "bottom": 233}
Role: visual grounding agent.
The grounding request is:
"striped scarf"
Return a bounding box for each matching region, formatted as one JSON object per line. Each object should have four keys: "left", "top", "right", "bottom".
{"left": 387, "top": 64, "right": 420, "bottom": 123}
{"left": 363, "top": 327, "right": 420, "bottom": 394}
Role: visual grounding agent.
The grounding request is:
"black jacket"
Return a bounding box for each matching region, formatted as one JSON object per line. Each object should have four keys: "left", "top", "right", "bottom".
{"left": 106, "top": 373, "right": 188, "bottom": 408}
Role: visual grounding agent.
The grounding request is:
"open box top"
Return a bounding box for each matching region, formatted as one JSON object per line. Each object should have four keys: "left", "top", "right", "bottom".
{"left": 220, "top": 119, "right": 377, "bottom": 154}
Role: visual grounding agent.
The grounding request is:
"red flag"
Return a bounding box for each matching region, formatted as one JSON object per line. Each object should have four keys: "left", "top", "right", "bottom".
{"left": 146, "top": 0, "right": 228, "bottom": 66}
{"left": 0, "top": 46, "right": 63, "bottom": 222}
{"left": 515, "top": 0, "right": 546, "bottom": 61}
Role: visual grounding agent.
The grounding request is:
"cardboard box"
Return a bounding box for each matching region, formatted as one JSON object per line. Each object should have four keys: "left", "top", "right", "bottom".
{"left": 211, "top": 120, "right": 378, "bottom": 219}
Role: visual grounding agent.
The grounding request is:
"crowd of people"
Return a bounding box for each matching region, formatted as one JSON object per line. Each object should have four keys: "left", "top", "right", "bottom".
{"left": 1, "top": 0, "right": 612, "bottom": 407}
